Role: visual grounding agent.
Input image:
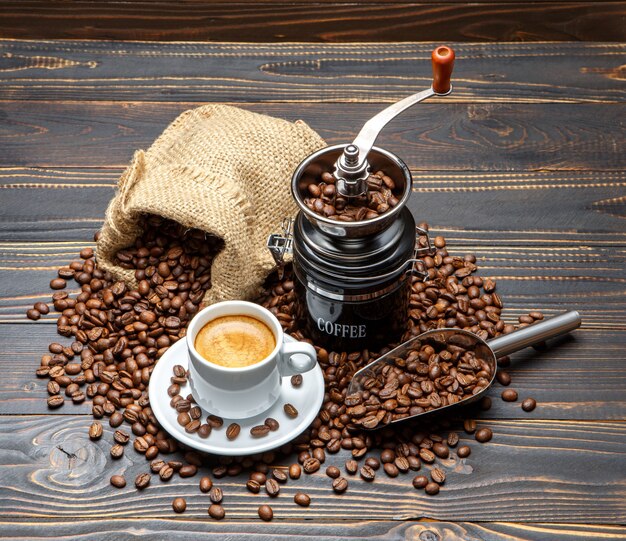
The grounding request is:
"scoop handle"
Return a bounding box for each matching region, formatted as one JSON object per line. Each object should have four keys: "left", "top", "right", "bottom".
{"left": 432, "top": 46, "right": 455, "bottom": 95}
{"left": 488, "top": 310, "right": 581, "bottom": 358}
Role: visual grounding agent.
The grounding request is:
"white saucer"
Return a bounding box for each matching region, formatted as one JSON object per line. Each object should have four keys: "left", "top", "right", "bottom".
{"left": 149, "top": 336, "right": 325, "bottom": 456}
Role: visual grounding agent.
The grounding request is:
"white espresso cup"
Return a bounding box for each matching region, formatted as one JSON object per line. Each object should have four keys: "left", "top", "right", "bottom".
{"left": 186, "top": 300, "right": 318, "bottom": 419}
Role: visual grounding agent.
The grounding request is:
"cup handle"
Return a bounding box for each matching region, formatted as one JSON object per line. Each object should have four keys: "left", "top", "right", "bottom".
{"left": 278, "top": 341, "right": 318, "bottom": 377}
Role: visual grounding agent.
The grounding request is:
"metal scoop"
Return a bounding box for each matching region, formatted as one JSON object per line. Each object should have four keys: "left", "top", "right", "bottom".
{"left": 346, "top": 310, "right": 582, "bottom": 429}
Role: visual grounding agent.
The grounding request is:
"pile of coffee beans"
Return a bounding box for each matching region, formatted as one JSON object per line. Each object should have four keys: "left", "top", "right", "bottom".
{"left": 30, "top": 215, "right": 541, "bottom": 521}
{"left": 303, "top": 170, "right": 400, "bottom": 221}
{"left": 346, "top": 331, "right": 495, "bottom": 428}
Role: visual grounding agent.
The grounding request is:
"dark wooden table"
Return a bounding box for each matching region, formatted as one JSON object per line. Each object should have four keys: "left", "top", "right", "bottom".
{"left": 0, "top": 34, "right": 625, "bottom": 540}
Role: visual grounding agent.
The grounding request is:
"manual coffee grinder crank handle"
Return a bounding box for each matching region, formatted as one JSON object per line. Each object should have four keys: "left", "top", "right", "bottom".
{"left": 334, "top": 46, "right": 456, "bottom": 198}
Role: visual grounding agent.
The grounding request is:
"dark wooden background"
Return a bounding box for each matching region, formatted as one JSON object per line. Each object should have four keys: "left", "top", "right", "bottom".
{"left": 0, "top": 2, "right": 625, "bottom": 540}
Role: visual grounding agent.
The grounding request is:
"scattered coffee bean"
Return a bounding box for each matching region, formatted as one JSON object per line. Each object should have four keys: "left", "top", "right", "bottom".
{"left": 50, "top": 278, "right": 67, "bottom": 290}
{"left": 412, "top": 475, "right": 428, "bottom": 489}
{"left": 26, "top": 309, "right": 41, "bottom": 321}
{"left": 303, "top": 458, "right": 321, "bottom": 474}
{"left": 250, "top": 471, "right": 266, "bottom": 484}
{"left": 457, "top": 445, "right": 471, "bottom": 458}
{"left": 209, "top": 487, "right": 223, "bottom": 504}
{"left": 208, "top": 504, "right": 225, "bottom": 520}
{"left": 425, "top": 482, "right": 440, "bottom": 495}
{"left": 345, "top": 460, "right": 358, "bottom": 475}
{"left": 496, "top": 370, "right": 511, "bottom": 386}
{"left": 47, "top": 395, "right": 64, "bottom": 409}
{"left": 110, "top": 475, "right": 126, "bottom": 488}
{"left": 289, "top": 463, "right": 301, "bottom": 480}
{"left": 250, "top": 425, "right": 270, "bottom": 438}
{"left": 475, "top": 428, "right": 493, "bottom": 443}
{"left": 463, "top": 419, "right": 477, "bottom": 434}
{"left": 179, "top": 465, "right": 198, "bottom": 478}
{"left": 265, "top": 478, "right": 280, "bottom": 497}
{"left": 383, "top": 463, "right": 399, "bottom": 478}
{"left": 294, "top": 492, "right": 311, "bottom": 507}
{"left": 246, "top": 479, "right": 261, "bottom": 494}
{"left": 109, "top": 412, "right": 123, "bottom": 428}
{"left": 135, "top": 473, "right": 151, "bottom": 490}
{"left": 272, "top": 468, "right": 288, "bottom": 483}
{"left": 326, "top": 466, "right": 340, "bottom": 479}
{"left": 502, "top": 389, "right": 518, "bottom": 402}
{"left": 47, "top": 381, "right": 60, "bottom": 395}
{"left": 360, "top": 465, "right": 376, "bottom": 482}
{"left": 110, "top": 444, "right": 124, "bottom": 459}
{"left": 159, "top": 465, "right": 174, "bottom": 481}
{"left": 199, "top": 476, "right": 213, "bottom": 493}
{"left": 291, "top": 374, "right": 303, "bottom": 387}
{"left": 258, "top": 504, "right": 273, "bottom": 521}
{"left": 88, "top": 421, "right": 103, "bottom": 440}
{"left": 431, "top": 468, "right": 446, "bottom": 484}
{"left": 226, "top": 423, "right": 240, "bottom": 440}
{"left": 521, "top": 397, "right": 537, "bottom": 412}
{"left": 332, "top": 477, "right": 348, "bottom": 493}
{"left": 172, "top": 498, "right": 186, "bottom": 513}
{"left": 265, "top": 417, "right": 280, "bottom": 431}
{"left": 284, "top": 403, "right": 298, "bottom": 418}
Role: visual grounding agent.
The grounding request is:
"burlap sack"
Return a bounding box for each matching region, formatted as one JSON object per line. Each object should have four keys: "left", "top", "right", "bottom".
{"left": 96, "top": 105, "right": 325, "bottom": 304}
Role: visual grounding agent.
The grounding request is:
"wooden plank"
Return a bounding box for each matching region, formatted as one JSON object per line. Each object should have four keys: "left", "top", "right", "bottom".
{"left": 1, "top": 518, "right": 625, "bottom": 541}
{"left": 0, "top": 2, "right": 624, "bottom": 43}
{"left": 0, "top": 415, "right": 624, "bottom": 522}
{"left": 0, "top": 40, "right": 624, "bottom": 103}
{"left": 1, "top": 102, "right": 624, "bottom": 171}
{"left": 1, "top": 168, "right": 625, "bottom": 240}
{"left": 1, "top": 320, "right": 624, "bottom": 418}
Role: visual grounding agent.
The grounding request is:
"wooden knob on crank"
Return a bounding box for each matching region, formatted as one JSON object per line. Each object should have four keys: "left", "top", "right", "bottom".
{"left": 431, "top": 46, "right": 455, "bottom": 95}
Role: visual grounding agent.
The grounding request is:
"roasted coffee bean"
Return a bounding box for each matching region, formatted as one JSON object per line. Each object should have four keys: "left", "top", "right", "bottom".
{"left": 226, "top": 423, "right": 240, "bottom": 440}
{"left": 383, "top": 463, "right": 399, "bottom": 478}
{"left": 27, "top": 309, "right": 41, "bottom": 321}
{"left": 179, "top": 465, "right": 198, "bottom": 478}
{"left": 109, "top": 412, "right": 123, "bottom": 428}
{"left": 284, "top": 403, "right": 298, "bottom": 418}
{"left": 475, "top": 428, "right": 493, "bottom": 443}
{"left": 265, "top": 417, "right": 279, "bottom": 431}
{"left": 110, "top": 444, "right": 124, "bottom": 459}
{"left": 265, "top": 478, "right": 280, "bottom": 497}
{"left": 150, "top": 460, "right": 166, "bottom": 473}
{"left": 110, "top": 474, "right": 126, "bottom": 488}
{"left": 380, "top": 449, "right": 395, "bottom": 463}
{"left": 457, "top": 445, "right": 471, "bottom": 458}
{"left": 207, "top": 415, "right": 224, "bottom": 428}
{"left": 209, "top": 487, "right": 223, "bottom": 504}
{"left": 208, "top": 504, "right": 225, "bottom": 520}
{"left": 246, "top": 479, "right": 261, "bottom": 494}
{"left": 326, "top": 466, "right": 340, "bottom": 479}
{"left": 47, "top": 395, "right": 64, "bottom": 409}
{"left": 425, "top": 482, "right": 440, "bottom": 495}
{"left": 50, "top": 278, "right": 67, "bottom": 290}
{"left": 47, "top": 381, "right": 61, "bottom": 395}
{"left": 172, "top": 497, "right": 186, "bottom": 513}
{"left": 294, "top": 492, "right": 311, "bottom": 507}
{"left": 496, "top": 370, "right": 511, "bottom": 386}
{"left": 447, "top": 432, "right": 459, "bottom": 447}
{"left": 198, "top": 424, "right": 212, "bottom": 438}
{"left": 412, "top": 475, "right": 428, "bottom": 489}
{"left": 258, "top": 504, "right": 273, "bottom": 522}
{"left": 251, "top": 424, "right": 270, "bottom": 438}
{"left": 364, "top": 457, "right": 380, "bottom": 470}
{"left": 345, "top": 460, "right": 358, "bottom": 475}
{"left": 199, "top": 476, "right": 213, "bottom": 493}
{"left": 502, "top": 389, "right": 518, "bottom": 402}
{"left": 135, "top": 473, "right": 151, "bottom": 490}
{"left": 88, "top": 421, "right": 103, "bottom": 440}
{"left": 332, "top": 477, "right": 348, "bottom": 493}
{"left": 185, "top": 420, "right": 201, "bottom": 434}
{"left": 521, "top": 397, "right": 537, "bottom": 412}
{"left": 291, "top": 374, "right": 303, "bottom": 387}
{"left": 419, "top": 449, "right": 435, "bottom": 464}
{"left": 360, "top": 465, "right": 376, "bottom": 481}
{"left": 303, "top": 458, "right": 321, "bottom": 474}
{"left": 463, "top": 419, "right": 477, "bottom": 434}
{"left": 289, "top": 463, "right": 301, "bottom": 480}
{"left": 394, "top": 456, "right": 410, "bottom": 473}
{"left": 431, "top": 468, "right": 446, "bottom": 484}
{"left": 159, "top": 465, "right": 174, "bottom": 481}
{"left": 250, "top": 471, "right": 267, "bottom": 484}
{"left": 432, "top": 443, "right": 449, "bottom": 459}
{"left": 177, "top": 412, "right": 191, "bottom": 426}
{"left": 271, "top": 468, "right": 287, "bottom": 483}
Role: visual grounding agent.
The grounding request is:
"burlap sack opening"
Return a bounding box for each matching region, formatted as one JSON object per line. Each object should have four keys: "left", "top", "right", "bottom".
{"left": 97, "top": 105, "right": 326, "bottom": 304}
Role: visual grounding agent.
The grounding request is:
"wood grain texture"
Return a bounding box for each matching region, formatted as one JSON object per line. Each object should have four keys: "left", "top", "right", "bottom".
{"left": 0, "top": 415, "right": 624, "bottom": 522}
{"left": 0, "top": 40, "right": 625, "bottom": 103}
{"left": 1, "top": 519, "right": 625, "bottom": 541}
{"left": 1, "top": 2, "right": 624, "bottom": 43}
{"left": 1, "top": 102, "right": 624, "bottom": 171}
